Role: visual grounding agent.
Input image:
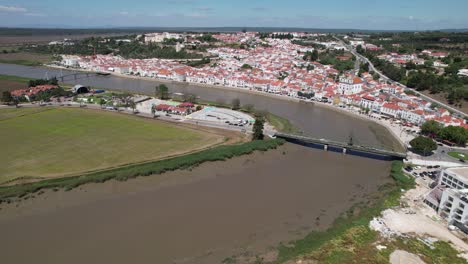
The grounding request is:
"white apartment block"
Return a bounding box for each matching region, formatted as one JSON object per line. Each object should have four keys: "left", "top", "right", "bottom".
{"left": 145, "top": 32, "right": 183, "bottom": 43}
{"left": 435, "top": 167, "right": 468, "bottom": 231}
{"left": 438, "top": 189, "right": 468, "bottom": 230}
{"left": 438, "top": 167, "right": 468, "bottom": 190}
{"left": 338, "top": 76, "right": 363, "bottom": 95}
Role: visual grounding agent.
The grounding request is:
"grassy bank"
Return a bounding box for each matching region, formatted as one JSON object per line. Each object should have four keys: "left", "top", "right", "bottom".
{"left": 0, "top": 139, "right": 284, "bottom": 200}
{"left": 0, "top": 74, "right": 31, "bottom": 83}
{"left": 274, "top": 161, "right": 466, "bottom": 263}
{"left": 275, "top": 161, "right": 416, "bottom": 263}
{"left": 264, "top": 112, "right": 298, "bottom": 134}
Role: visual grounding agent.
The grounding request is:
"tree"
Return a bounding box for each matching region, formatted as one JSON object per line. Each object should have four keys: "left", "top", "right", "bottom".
{"left": 372, "top": 72, "right": 380, "bottom": 81}
{"left": 421, "top": 120, "right": 443, "bottom": 137}
{"left": 183, "top": 93, "right": 197, "bottom": 104}
{"left": 409, "top": 136, "right": 437, "bottom": 156}
{"left": 155, "top": 84, "right": 169, "bottom": 99}
{"left": 361, "top": 62, "right": 370, "bottom": 72}
{"left": 241, "top": 64, "right": 252, "bottom": 70}
{"left": 405, "top": 61, "right": 416, "bottom": 70}
{"left": 231, "top": 98, "right": 241, "bottom": 110}
{"left": 99, "top": 98, "right": 106, "bottom": 109}
{"left": 129, "top": 100, "right": 136, "bottom": 113}
{"left": 13, "top": 97, "right": 19, "bottom": 108}
{"left": 252, "top": 116, "right": 265, "bottom": 141}
{"left": 438, "top": 125, "right": 468, "bottom": 146}
{"left": 2, "top": 91, "right": 13, "bottom": 103}
{"left": 311, "top": 50, "right": 319, "bottom": 61}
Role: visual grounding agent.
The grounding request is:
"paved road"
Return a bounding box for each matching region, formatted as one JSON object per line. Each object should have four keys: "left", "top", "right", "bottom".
{"left": 335, "top": 37, "right": 467, "bottom": 118}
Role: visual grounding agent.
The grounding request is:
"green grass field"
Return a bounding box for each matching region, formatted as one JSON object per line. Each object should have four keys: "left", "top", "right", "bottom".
{"left": 0, "top": 107, "right": 222, "bottom": 182}
{"left": 448, "top": 152, "right": 468, "bottom": 160}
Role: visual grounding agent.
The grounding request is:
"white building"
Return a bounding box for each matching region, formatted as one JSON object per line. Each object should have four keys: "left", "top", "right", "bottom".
{"left": 338, "top": 76, "right": 363, "bottom": 95}
{"left": 439, "top": 167, "right": 468, "bottom": 190}
{"left": 400, "top": 109, "right": 425, "bottom": 125}
{"left": 438, "top": 189, "right": 468, "bottom": 231}
{"left": 458, "top": 69, "right": 468, "bottom": 77}
{"left": 430, "top": 167, "right": 468, "bottom": 231}
{"left": 381, "top": 102, "right": 401, "bottom": 118}
{"left": 145, "top": 32, "right": 183, "bottom": 43}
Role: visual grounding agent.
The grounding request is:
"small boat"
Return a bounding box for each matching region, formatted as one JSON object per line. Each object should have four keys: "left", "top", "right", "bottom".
{"left": 96, "top": 72, "right": 111, "bottom": 76}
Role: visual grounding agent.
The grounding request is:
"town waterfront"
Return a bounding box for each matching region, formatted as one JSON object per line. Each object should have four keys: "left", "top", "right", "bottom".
{"left": 0, "top": 63, "right": 400, "bottom": 263}
{"left": 0, "top": 63, "right": 400, "bottom": 150}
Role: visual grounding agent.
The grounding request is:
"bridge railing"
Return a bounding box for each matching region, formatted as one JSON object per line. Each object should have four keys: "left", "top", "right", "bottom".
{"left": 275, "top": 132, "right": 407, "bottom": 158}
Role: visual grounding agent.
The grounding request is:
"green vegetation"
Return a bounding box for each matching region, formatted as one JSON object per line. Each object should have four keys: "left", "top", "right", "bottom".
{"left": 0, "top": 74, "right": 31, "bottom": 84}
{"left": 231, "top": 98, "right": 241, "bottom": 110}
{"left": 252, "top": 116, "right": 265, "bottom": 140}
{"left": 22, "top": 36, "right": 203, "bottom": 60}
{"left": 196, "top": 34, "right": 217, "bottom": 42}
{"left": 421, "top": 120, "right": 444, "bottom": 136}
{"left": 265, "top": 112, "right": 297, "bottom": 133}
{"left": 420, "top": 120, "right": 468, "bottom": 146}
{"left": 241, "top": 63, "right": 253, "bottom": 69}
{"left": 318, "top": 49, "right": 355, "bottom": 72}
{"left": 186, "top": 57, "right": 211, "bottom": 67}
{"left": 0, "top": 138, "right": 284, "bottom": 199}
{"left": 154, "top": 84, "right": 170, "bottom": 100}
{"left": 291, "top": 40, "right": 326, "bottom": 49}
{"left": 357, "top": 32, "right": 468, "bottom": 106}
{"left": 448, "top": 152, "right": 468, "bottom": 161}
{"left": 409, "top": 136, "right": 437, "bottom": 156}
{"left": 0, "top": 107, "right": 219, "bottom": 182}
{"left": 438, "top": 125, "right": 468, "bottom": 146}
{"left": 0, "top": 52, "right": 54, "bottom": 66}
{"left": 276, "top": 161, "right": 416, "bottom": 263}
{"left": 302, "top": 50, "right": 319, "bottom": 62}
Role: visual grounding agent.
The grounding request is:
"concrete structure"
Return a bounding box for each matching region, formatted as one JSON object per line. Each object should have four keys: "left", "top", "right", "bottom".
{"left": 338, "top": 75, "right": 363, "bottom": 95}
{"left": 425, "top": 167, "right": 468, "bottom": 232}
{"left": 438, "top": 167, "right": 468, "bottom": 190}
{"left": 438, "top": 188, "right": 468, "bottom": 231}
{"left": 72, "top": 84, "right": 89, "bottom": 94}
{"left": 275, "top": 132, "right": 407, "bottom": 159}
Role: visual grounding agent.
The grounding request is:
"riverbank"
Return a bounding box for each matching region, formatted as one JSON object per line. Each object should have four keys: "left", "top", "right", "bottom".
{"left": 0, "top": 143, "right": 393, "bottom": 264}
{"left": 47, "top": 64, "right": 405, "bottom": 150}
{"left": 0, "top": 138, "right": 284, "bottom": 199}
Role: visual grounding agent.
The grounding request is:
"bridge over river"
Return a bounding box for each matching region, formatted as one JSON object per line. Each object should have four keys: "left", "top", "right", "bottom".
{"left": 275, "top": 132, "right": 407, "bottom": 160}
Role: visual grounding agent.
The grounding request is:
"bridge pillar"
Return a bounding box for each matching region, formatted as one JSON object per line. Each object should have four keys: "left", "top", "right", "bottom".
{"left": 324, "top": 145, "right": 328, "bottom": 151}
{"left": 342, "top": 148, "right": 347, "bottom": 154}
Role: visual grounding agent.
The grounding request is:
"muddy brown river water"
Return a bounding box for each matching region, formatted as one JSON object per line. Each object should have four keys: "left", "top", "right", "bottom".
{"left": 0, "top": 144, "right": 392, "bottom": 263}
{"left": 0, "top": 63, "right": 398, "bottom": 263}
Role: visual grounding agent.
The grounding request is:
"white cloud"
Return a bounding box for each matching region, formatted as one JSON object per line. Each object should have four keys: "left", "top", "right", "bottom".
{"left": 0, "top": 5, "right": 27, "bottom": 12}
{"left": 409, "top": 16, "right": 414, "bottom": 20}
{"left": 119, "top": 11, "right": 129, "bottom": 15}
{"left": 24, "top": 13, "right": 46, "bottom": 17}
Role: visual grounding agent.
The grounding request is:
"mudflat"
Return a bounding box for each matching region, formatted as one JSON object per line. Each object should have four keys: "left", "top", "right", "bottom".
{"left": 0, "top": 143, "right": 392, "bottom": 263}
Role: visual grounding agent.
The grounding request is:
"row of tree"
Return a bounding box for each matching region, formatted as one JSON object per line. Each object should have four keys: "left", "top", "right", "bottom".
{"left": 28, "top": 77, "right": 59, "bottom": 87}
{"left": 421, "top": 120, "right": 468, "bottom": 146}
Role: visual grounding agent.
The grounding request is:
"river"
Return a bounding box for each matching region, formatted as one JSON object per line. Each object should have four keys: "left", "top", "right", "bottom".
{"left": 0, "top": 63, "right": 399, "bottom": 263}
{"left": 0, "top": 63, "right": 400, "bottom": 150}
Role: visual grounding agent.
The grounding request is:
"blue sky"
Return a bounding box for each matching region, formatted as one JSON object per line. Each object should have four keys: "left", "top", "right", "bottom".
{"left": 0, "top": 0, "right": 467, "bottom": 29}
